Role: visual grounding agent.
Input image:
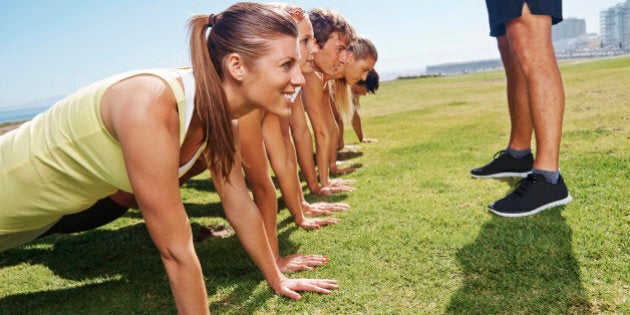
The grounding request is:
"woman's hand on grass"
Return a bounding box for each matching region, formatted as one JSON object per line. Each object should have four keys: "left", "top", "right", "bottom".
{"left": 313, "top": 178, "right": 356, "bottom": 196}
{"left": 273, "top": 277, "right": 339, "bottom": 300}
{"left": 303, "top": 201, "right": 350, "bottom": 216}
{"left": 315, "top": 184, "right": 355, "bottom": 196}
{"left": 297, "top": 217, "right": 341, "bottom": 230}
{"left": 330, "top": 178, "right": 356, "bottom": 186}
{"left": 277, "top": 254, "right": 330, "bottom": 273}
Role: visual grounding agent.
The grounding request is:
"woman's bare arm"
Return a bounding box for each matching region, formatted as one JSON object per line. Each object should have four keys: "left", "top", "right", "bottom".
{"left": 302, "top": 73, "right": 334, "bottom": 186}
{"left": 263, "top": 113, "right": 340, "bottom": 230}
{"left": 237, "top": 110, "right": 281, "bottom": 259}
{"left": 104, "top": 75, "right": 209, "bottom": 315}
{"left": 214, "top": 122, "right": 339, "bottom": 299}
{"left": 289, "top": 94, "right": 320, "bottom": 194}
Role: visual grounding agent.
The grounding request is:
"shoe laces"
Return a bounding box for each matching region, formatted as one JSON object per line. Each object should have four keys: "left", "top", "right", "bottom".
{"left": 493, "top": 150, "right": 508, "bottom": 160}
{"left": 513, "top": 174, "right": 538, "bottom": 197}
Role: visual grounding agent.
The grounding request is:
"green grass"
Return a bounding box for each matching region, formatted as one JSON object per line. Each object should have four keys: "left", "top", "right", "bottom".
{"left": 1, "top": 56, "right": 629, "bottom": 314}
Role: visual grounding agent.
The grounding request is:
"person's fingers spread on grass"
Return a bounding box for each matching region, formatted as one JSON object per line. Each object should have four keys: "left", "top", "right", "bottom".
{"left": 304, "top": 202, "right": 348, "bottom": 216}
{"left": 309, "top": 201, "right": 350, "bottom": 212}
{"left": 317, "top": 185, "right": 355, "bottom": 195}
{"left": 312, "top": 218, "right": 342, "bottom": 226}
{"left": 278, "top": 254, "right": 330, "bottom": 272}
{"left": 299, "top": 218, "right": 341, "bottom": 229}
{"left": 304, "top": 207, "right": 334, "bottom": 216}
{"left": 330, "top": 178, "right": 356, "bottom": 186}
{"left": 278, "top": 257, "right": 314, "bottom": 273}
{"left": 329, "top": 202, "right": 350, "bottom": 211}
{"left": 281, "top": 263, "right": 313, "bottom": 273}
{"left": 313, "top": 187, "right": 332, "bottom": 196}
{"left": 298, "top": 219, "right": 321, "bottom": 229}
{"left": 294, "top": 254, "right": 330, "bottom": 265}
{"left": 276, "top": 284, "right": 302, "bottom": 300}
{"left": 277, "top": 279, "right": 339, "bottom": 299}
{"left": 301, "top": 279, "right": 339, "bottom": 292}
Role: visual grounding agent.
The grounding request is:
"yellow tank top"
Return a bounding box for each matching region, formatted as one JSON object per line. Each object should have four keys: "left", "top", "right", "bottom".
{"left": 0, "top": 68, "right": 200, "bottom": 234}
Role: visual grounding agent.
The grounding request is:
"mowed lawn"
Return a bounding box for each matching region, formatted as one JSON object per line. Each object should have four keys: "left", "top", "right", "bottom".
{"left": 0, "top": 56, "right": 628, "bottom": 314}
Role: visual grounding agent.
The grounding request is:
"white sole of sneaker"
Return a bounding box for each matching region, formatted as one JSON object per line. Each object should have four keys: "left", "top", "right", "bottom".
{"left": 488, "top": 195, "right": 573, "bottom": 218}
{"left": 470, "top": 171, "right": 531, "bottom": 179}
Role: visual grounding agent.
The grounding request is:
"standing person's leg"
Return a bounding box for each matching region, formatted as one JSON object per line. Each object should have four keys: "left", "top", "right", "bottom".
{"left": 472, "top": 0, "right": 539, "bottom": 179}
{"left": 470, "top": 35, "right": 534, "bottom": 179}
{"left": 498, "top": 36, "right": 533, "bottom": 152}
{"left": 505, "top": 3, "right": 564, "bottom": 173}
{"left": 489, "top": 2, "right": 571, "bottom": 217}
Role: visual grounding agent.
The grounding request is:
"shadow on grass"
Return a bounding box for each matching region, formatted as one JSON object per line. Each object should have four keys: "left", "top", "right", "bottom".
{"left": 0, "top": 221, "right": 279, "bottom": 313}
{"left": 97, "top": 200, "right": 227, "bottom": 220}
{"left": 303, "top": 191, "right": 351, "bottom": 204}
{"left": 185, "top": 178, "right": 217, "bottom": 193}
{"left": 337, "top": 150, "right": 364, "bottom": 161}
{"left": 447, "top": 207, "right": 591, "bottom": 314}
{"left": 333, "top": 162, "right": 363, "bottom": 173}
{"left": 184, "top": 201, "right": 226, "bottom": 218}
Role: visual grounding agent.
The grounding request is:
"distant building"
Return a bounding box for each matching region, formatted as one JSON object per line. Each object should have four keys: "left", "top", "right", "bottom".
{"left": 425, "top": 8, "right": 629, "bottom": 77}
{"left": 425, "top": 59, "right": 502, "bottom": 75}
{"left": 552, "top": 18, "right": 586, "bottom": 42}
{"left": 600, "top": 0, "right": 630, "bottom": 50}
{"left": 553, "top": 33, "right": 612, "bottom": 59}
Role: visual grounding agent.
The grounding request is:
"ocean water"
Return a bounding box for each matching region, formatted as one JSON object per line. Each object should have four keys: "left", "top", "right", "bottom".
{"left": 0, "top": 105, "right": 52, "bottom": 124}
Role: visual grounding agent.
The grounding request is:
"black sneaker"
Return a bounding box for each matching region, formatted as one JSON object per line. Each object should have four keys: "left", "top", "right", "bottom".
{"left": 488, "top": 173, "right": 572, "bottom": 217}
{"left": 470, "top": 150, "right": 533, "bottom": 179}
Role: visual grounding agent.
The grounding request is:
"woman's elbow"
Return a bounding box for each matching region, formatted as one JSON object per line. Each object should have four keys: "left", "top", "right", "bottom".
{"left": 158, "top": 243, "right": 198, "bottom": 268}
{"left": 314, "top": 128, "right": 330, "bottom": 141}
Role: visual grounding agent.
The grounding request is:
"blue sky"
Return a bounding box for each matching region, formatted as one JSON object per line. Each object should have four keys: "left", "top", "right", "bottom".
{"left": 0, "top": 0, "right": 624, "bottom": 107}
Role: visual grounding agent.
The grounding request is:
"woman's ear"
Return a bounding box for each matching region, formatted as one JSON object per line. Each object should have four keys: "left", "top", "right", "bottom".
{"left": 225, "top": 53, "right": 245, "bottom": 82}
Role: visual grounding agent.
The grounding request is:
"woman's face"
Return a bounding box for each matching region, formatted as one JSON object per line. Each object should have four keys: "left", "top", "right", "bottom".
{"left": 344, "top": 54, "right": 376, "bottom": 86}
{"left": 243, "top": 35, "right": 305, "bottom": 118}
{"left": 297, "top": 18, "right": 318, "bottom": 74}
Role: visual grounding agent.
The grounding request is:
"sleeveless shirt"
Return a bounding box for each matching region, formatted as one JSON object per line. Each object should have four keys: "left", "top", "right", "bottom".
{"left": 0, "top": 68, "right": 203, "bottom": 234}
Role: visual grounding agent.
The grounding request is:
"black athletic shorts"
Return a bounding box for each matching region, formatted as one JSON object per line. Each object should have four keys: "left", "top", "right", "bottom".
{"left": 485, "top": 0, "right": 563, "bottom": 37}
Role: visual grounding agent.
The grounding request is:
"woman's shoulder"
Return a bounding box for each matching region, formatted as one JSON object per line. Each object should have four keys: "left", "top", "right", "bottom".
{"left": 107, "top": 74, "right": 174, "bottom": 104}
{"left": 101, "top": 71, "right": 180, "bottom": 131}
{"left": 105, "top": 68, "right": 183, "bottom": 93}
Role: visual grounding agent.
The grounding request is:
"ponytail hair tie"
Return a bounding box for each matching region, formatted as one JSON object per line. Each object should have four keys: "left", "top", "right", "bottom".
{"left": 208, "top": 14, "right": 217, "bottom": 27}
